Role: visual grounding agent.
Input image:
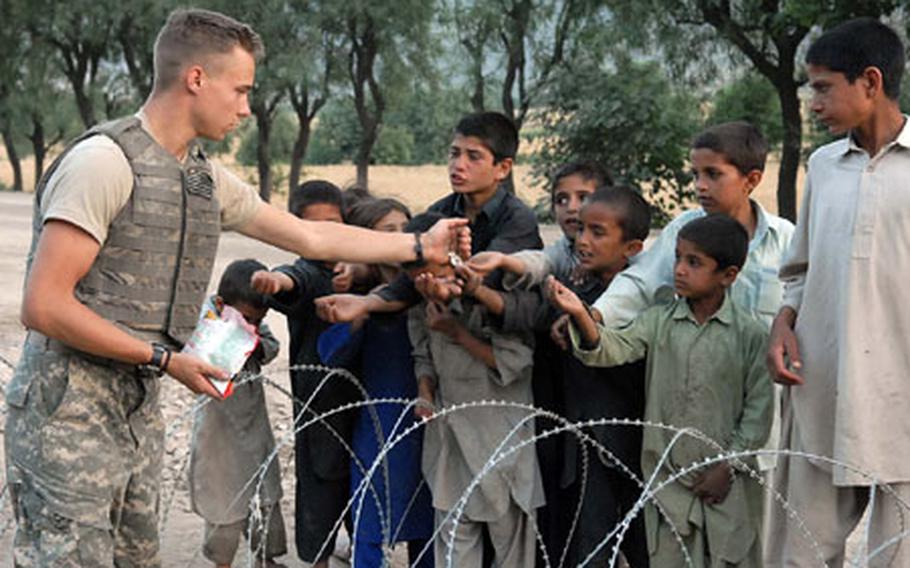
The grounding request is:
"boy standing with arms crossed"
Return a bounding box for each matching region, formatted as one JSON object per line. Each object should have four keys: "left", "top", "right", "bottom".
{"left": 555, "top": 214, "right": 772, "bottom": 566}
{"left": 767, "top": 18, "right": 910, "bottom": 566}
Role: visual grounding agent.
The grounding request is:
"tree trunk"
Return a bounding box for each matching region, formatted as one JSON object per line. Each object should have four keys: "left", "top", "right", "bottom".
{"left": 30, "top": 115, "right": 47, "bottom": 189}
{"left": 72, "top": 81, "right": 96, "bottom": 128}
{"left": 254, "top": 107, "right": 273, "bottom": 203}
{"left": 355, "top": 132, "right": 373, "bottom": 190}
{"left": 288, "top": 117, "right": 311, "bottom": 196}
{"left": 1, "top": 126, "right": 23, "bottom": 192}
{"left": 776, "top": 80, "right": 801, "bottom": 221}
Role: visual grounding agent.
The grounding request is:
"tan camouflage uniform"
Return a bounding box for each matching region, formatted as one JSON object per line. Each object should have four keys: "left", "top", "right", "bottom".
{"left": 3, "top": 115, "right": 250, "bottom": 567}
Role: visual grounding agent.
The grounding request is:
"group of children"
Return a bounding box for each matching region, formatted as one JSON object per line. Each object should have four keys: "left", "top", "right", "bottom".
{"left": 186, "top": 17, "right": 908, "bottom": 568}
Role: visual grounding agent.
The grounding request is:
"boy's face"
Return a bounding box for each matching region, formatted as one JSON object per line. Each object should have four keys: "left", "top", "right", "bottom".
{"left": 448, "top": 134, "right": 511, "bottom": 197}
{"left": 553, "top": 173, "right": 598, "bottom": 240}
{"left": 690, "top": 148, "right": 761, "bottom": 216}
{"left": 373, "top": 210, "right": 409, "bottom": 233}
{"left": 575, "top": 202, "right": 641, "bottom": 275}
{"left": 300, "top": 203, "right": 344, "bottom": 223}
{"left": 807, "top": 64, "right": 875, "bottom": 135}
{"left": 673, "top": 238, "right": 737, "bottom": 301}
{"left": 216, "top": 298, "right": 268, "bottom": 327}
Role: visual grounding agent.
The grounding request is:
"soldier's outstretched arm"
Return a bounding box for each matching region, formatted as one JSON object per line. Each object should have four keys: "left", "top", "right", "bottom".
{"left": 238, "top": 203, "right": 470, "bottom": 265}
{"left": 22, "top": 220, "right": 224, "bottom": 398}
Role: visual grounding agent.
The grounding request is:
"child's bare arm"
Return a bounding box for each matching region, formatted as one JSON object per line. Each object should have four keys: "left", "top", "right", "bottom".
{"left": 456, "top": 264, "right": 505, "bottom": 316}
{"left": 426, "top": 301, "right": 497, "bottom": 369}
{"left": 466, "top": 251, "right": 527, "bottom": 276}
{"left": 546, "top": 276, "right": 599, "bottom": 348}
{"left": 415, "top": 375, "right": 436, "bottom": 419}
{"left": 251, "top": 269, "right": 295, "bottom": 295}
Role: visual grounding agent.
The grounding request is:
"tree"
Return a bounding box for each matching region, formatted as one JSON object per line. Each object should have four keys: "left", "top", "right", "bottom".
{"left": 606, "top": 0, "right": 900, "bottom": 221}
{"left": 27, "top": 0, "right": 122, "bottom": 128}
{"left": 286, "top": 15, "right": 338, "bottom": 194}
{"left": 336, "top": 0, "right": 434, "bottom": 189}
{"left": 533, "top": 56, "right": 701, "bottom": 226}
{"left": 708, "top": 71, "right": 783, "bottom": 147}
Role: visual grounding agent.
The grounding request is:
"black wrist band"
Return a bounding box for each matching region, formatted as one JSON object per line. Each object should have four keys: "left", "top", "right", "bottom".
{"left": 402, "top": 231, "right": 426, "bottom": 269}
{"left": 149, "top": 343, "right": 171, "bottom": 373}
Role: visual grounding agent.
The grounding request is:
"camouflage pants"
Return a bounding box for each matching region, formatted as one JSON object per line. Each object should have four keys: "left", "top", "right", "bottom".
{"left": 4, "top": 333, "right": 164, "bottom": 567}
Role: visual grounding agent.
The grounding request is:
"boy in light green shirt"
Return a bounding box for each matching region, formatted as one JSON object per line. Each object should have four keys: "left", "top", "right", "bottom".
{"left": 550, "top": 214, "right": 772, "bottom": 567}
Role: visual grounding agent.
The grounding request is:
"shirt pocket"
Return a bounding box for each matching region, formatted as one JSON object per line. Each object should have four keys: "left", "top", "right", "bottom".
{"left": 755, "top": 267, "right": 784, "bottom": 321}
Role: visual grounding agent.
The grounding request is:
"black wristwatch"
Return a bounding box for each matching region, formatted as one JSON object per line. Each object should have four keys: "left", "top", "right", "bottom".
{"left": 402, "top": 231, "right": 426, "bottom": 269}
{"left": 147, "top": 343, "right": 172, "bottom": 375}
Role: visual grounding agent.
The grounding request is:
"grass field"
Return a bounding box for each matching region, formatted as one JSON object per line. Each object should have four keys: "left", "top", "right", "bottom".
{"left": 2, "top": 146, "right": 801, "bottom": 217}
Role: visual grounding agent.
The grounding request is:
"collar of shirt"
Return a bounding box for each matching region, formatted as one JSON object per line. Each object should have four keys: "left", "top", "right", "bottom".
{"left": 452, "top": 187, "right": 508, "bottom": 222}
{"left": 670, "top": 293, "right": 734, "bottom": 326}
{"left": 842, "top": 115, "right": 910, "bottom": 157}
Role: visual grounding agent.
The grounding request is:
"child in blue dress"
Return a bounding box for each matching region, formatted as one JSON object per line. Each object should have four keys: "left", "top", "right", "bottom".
{"left": 319, "top": 198, "right": 435, "bottom": 568}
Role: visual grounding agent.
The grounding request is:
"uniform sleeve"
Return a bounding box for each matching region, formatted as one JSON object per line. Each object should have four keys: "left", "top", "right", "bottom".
{"left": 569, "top": 306, "right": 655, "bottom": 367}
{"left": 592, "top": 214, "right": 686, "bottom": 327}
{"left": 779, "top": 166, "right": 813, "bottom": 313}
{"left": 729, "top": 325, "right": 773, "bottom": 455}
{"left": 407, "top": 304, "right": 437, "bottom": 387}
{"left": 39, "top": 136, "right": 133, "bottom": 244}
{"left": 211, "top": 161, "right": 263, "bottom": 231}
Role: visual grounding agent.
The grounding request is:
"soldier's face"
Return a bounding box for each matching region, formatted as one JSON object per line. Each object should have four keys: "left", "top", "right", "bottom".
{"left": 193, "top": 46, "right": 255, "bottom": 141}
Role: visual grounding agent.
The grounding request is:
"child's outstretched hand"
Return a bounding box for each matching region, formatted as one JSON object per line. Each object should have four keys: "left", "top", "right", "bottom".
{"left": 550, "top": 313, "right": 571, "bottom": 351}
{"left": 454, "top": 263, "right": 483, "bottom": 296}
{"left": 414, "top": 273, "right": 462, "bottom": 304}
{"left": 315, "top": 294, "right": 370, "bottom": 323}
{"left": 332, "top": 263, "right": 355, "bottom": 293}
{"left": 426, "top": 301, "right": 462, "bottom": 339}
{"left": 692, "top": 462, "right": 733, "bottom": 505}
{"left": 465, "top": 251, "right": 505, "bottom": 276}
{"left": 251, "top": 270, "right": 294, "bottom": 295}
{"left": 415, "top": 376, "right": 436, "bottom": 420}
{"left": 546, "top": 276, "right": 585, "bottom": 317}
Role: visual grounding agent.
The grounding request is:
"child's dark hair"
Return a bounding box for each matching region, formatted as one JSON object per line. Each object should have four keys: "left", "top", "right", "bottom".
{"left": 551, "top": 161, "right": 613, "bottom": 196}
{"left": 692, "top": 122, "right": 768, "bottom": 175}
{"left": 454, "top": 112, "right": 519, "bottom": 163}
{"left": 807, "top": 18, "right": 905, "bottom": 100}
{"left": 678, "top": 214, "right": 748, "bottom": 270}
{"left": 341, "top": 184, "right": 373, "bottom": 217}
{"left": 586, "top": 185, "right": 651, "bottom": 242}
{"left": 347, "top": 197, "right": 412, "bottom": 229}
{"left": 288, "top": 180, "right": 343, "bottom": 219}
{"left": 405, "top": 211, "right": 446, "bottom": 234}
{"left": 217, "top": 259, "right": 268, "bottom": 309}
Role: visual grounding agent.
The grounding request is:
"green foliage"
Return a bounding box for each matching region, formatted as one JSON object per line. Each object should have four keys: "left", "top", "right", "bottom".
{"left": 533, "top": 56, "right": 700, "bottom": 227}
{"left": 236, "top": 110, "right": 297, "bottom": 167}
{"left": 708, "top": 72, "right": 784, "bottom": 148}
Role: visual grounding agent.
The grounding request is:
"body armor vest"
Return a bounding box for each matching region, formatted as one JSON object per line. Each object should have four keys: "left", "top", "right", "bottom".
{"left": 31, "top": 116, "right": 221, "bottom": 346}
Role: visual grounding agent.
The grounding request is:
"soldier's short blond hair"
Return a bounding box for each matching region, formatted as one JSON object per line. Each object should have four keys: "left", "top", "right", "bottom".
{"left": 152, "top": 8, "right": 264, "bottom": 91}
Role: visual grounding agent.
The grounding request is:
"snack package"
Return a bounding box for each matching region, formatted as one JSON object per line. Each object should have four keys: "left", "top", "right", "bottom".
{"left": 182, "top": 299, "right": 259, "bottom": 397}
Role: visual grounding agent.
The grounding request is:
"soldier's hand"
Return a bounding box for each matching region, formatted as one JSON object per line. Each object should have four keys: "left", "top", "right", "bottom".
{"left": 422, "top": 219, "right": 471, "bottom": 264}
{"left": 166, "top": 352, "right": 226, "bottom": 399}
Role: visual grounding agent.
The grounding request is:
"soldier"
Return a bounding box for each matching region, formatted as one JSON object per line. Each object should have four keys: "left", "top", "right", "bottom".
{"left": 3, "top": 8, "right": 466, "bottom": 567}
